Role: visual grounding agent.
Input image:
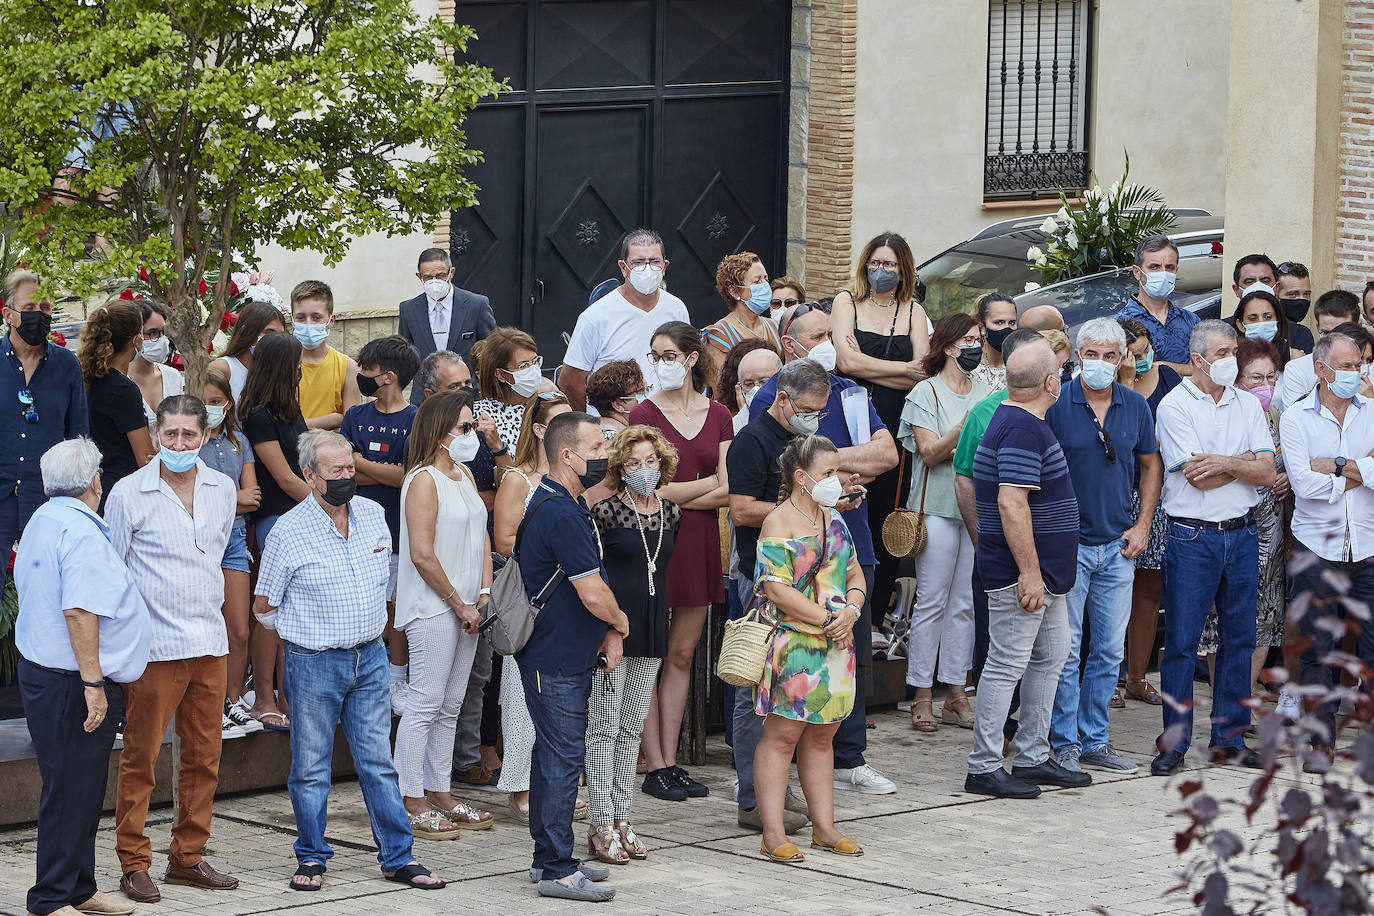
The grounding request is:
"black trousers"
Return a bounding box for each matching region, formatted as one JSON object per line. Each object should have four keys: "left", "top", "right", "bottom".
{"left": 1289, "top": 541, "right": 1374, "bottom": 742}
{"left": 834, "top": 565, "right": 875, "bottom": 770}
{"left": 19, "top": 658, "right": 124, "bottom": 916}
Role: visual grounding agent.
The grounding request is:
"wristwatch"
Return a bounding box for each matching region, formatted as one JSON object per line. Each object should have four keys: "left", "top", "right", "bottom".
{"left": 1335, "top": 456, "right": 1348, "bottom": 474}
{"left": 491, "top": 443, "right": 509, "bottom": 457}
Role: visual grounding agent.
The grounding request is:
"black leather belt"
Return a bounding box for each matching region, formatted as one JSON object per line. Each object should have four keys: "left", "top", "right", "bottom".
{"left": 1168, "top": 512, "right": 1253, "bottom": 531}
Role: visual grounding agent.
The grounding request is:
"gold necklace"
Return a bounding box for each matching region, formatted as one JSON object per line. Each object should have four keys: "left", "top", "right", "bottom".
{"left": 788, "top": 497, "right": 821, "bottom": 531}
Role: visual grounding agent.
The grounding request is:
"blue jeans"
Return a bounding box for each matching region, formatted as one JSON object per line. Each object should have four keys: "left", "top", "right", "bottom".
{"left": 1051, "top": 539, "right": 1134, "bottom": 755}
{"left": 518, "top": 661, "right": 592, "bottom": 881}
{"left": 283, "top": 638, "right": 413, "bottom": 871}
{"left": 1158, "top": 519, "right": 1258, "bottom": 753}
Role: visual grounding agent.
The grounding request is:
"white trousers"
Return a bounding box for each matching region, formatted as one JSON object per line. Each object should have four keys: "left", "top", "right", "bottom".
{"left": 393, "top": 611, "right": 479, "bottom": 797}
{"left": 905, "top": 514, "right": 976, "bottom": 688}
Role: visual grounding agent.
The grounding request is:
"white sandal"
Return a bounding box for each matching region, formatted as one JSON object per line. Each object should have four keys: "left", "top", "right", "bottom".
{"left": 408, "top": 809, "right": 461, "bottom": 840}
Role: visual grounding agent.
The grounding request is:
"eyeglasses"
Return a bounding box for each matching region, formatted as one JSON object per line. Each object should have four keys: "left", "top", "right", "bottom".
{"left": 1242, "top": 372, "right": 1279, "bottom": 385}
{"left": 646, "top": 351, "right": 687, "bottom": 364}
{"left": 142, "top": 328, "right": 165, "bottom": 340}
{"left": 507, "top": 355, "right": 543, "bottom": 372}
{"left": 625, "top": 258, "right": 667, "bottom": 268}
{"left": 1277, "top": 261, "right": 1305, "bottom": 276}
{"left": 738, "top": 378, "right": 767, "bottom": 395}
{"left": 17, "top": 388, "right": 37, "bottom": 424}
{"left": 536, "top": 390, "right": 563, "bottom": 402}
{"left": 867, "top": 258, "right": 899, "bottom": 271}
{"left": 770, "top": 297, "right": 799, "bottom": 309}
{"left": 623, "top": 457, "right": 660, "bottom": 472}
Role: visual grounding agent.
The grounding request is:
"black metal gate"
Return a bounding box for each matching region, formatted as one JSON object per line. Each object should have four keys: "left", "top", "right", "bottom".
{"left": 451, "top": 0, "right": 792, "bottom": 362}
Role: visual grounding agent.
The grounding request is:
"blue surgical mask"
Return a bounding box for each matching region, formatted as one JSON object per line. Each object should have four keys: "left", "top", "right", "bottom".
{"left": 1079, "top": 359, "right": 1117, "bottom": 391}
{"left": 293, "top": 322, "right": 330, "bottom": 348}
{"left": 1135, "top": 349, "right": 1155, "bottom": 375}
{"left": 745, "top": 283, "right": 773, "bottom": 315}
{"left": 1244, "top": 321, "right": 1278, "bottom": 342}
{"left": 159, "top": 446, "right": 199, "bottom": 473}
{"left": 1330, "top": 367, "right": 1362, "bottom": 399}
{"left": 1141, "top": 270, "right": 1176, "bottom": 300}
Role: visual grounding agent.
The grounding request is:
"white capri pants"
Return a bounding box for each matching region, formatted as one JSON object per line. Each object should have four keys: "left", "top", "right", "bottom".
{"left": 393, "top": 612, "right": 479, "bottom": 797}
{"left": 905, "top": 514, "right": 976, "bottom": 689}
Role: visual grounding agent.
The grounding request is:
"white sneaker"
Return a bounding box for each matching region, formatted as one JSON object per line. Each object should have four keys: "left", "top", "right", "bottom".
{"left": 390, "top": 680, "right": 408, "bottom": 718}
{"left": 833, "top": 763, "right": 896, "bottom": 795}
{"left": 221, "top": 713, "right": 246, "bottom": 739}
{"left": 227, "top": 699, "right": 264, "bottom": 734}
{"left": 1275, "top": 690, "right": 1302, "bottom": 722}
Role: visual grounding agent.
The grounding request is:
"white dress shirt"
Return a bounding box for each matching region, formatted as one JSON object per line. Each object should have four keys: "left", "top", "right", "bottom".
{"left": 1278, "top": 387, "right": 1374, "bottom": 561}
{"left": 428, "top": 287, "right": 453, "bottom": 351}
{"left": 1157, "top": 380, "right": 1275, "bottom": 522}
{"left": 105, "top": 459, "right": 237, "bottom": 662}
{"left": 1276, "top": 353, "right": 1317, "bottom": 413}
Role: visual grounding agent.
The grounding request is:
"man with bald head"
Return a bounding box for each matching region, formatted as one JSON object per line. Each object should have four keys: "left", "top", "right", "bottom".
{"left": 1018, "top": 305, "right": 1065, "bottom": 333}
{"left": 965, "top": 337, "right": 1087, "bottom": 799}
{"left": 732, "top": 347, "right": 782, "bottom": 433}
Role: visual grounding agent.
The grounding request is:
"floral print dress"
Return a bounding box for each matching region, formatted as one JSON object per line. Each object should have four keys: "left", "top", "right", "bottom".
{"left": 753, "top": 509, "right": 857, "bottom": 724}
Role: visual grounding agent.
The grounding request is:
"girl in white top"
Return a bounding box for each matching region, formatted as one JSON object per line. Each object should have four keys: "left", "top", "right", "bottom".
{"left": 208, "top": 300, "right": 288, "bottom": 401}
{"left": 393, "top": 391, "right": 496, "bottom": 838}
{"left": 127, "top": 301, "right": 185, "bottom": 431}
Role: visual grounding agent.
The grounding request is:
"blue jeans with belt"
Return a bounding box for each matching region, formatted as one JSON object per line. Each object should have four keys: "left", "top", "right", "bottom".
{"left": 518, "top": 660, "right": 593, "bottom": 881}
{"left": 1158, "top": 518, "right": 1258, "bottom": 754}
{"left": 283, "top": 637, "right": 414, "bottom": 871}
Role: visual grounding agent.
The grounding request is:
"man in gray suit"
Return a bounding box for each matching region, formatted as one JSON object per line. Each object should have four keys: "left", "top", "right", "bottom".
{"left": 398, "top": 248, "right": 497, "bottom": 404}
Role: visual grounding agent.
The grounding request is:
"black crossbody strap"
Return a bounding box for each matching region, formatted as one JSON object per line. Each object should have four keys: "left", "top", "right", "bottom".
{"left": 513, "top": 488, "right": 567, "bottom": 605}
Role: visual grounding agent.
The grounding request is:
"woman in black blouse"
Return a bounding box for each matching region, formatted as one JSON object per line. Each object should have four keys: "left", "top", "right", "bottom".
{"left": 586, "top": 425, "right": 682, "bottom": 865}
{"left": 78, "top": 300, "right": 155, "bottom": 511}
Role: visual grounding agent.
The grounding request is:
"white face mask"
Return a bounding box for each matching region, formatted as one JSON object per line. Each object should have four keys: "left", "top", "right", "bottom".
{"left": 799, "top": 338, "right": 837, "bottom": 373}
{"left": 1204, "top": 355, "right": 1239, "bottom": 388}
{"left": 205, "top": 404, "right": 227, "bottom": 429}
{"left": 655, "top": 359, "right": 688, "bottom": 391}
{"left": 628, "top": 263, "right": 664, "bottom": 296}
{"left": 424, "top": 278, "right": 451, "bottom": 301}
{"left": 141, "top": 336, "right": 170, "bottom": 364}
{"left": 505, "top": 365, "right": 542, "bottom": 398}
{"left": 447, "top": 430, "right": 480, "bottom": 463}
{"left": 806, "top": 472, "right": 844, "bottom": 508}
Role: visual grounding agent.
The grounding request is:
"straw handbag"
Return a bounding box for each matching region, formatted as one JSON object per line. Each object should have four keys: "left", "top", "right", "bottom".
{"left": 717, "top": 530, "right": 827, "bottom": 687}
{"left": 882, "top": 385, "right": 939, "bottom": 558}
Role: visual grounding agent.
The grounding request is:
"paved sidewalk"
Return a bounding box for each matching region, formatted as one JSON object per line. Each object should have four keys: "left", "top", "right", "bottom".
{"left": 0, "top": 685, "right": 1323, "bottom": 915}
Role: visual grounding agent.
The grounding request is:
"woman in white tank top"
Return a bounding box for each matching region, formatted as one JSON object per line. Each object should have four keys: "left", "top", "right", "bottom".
{"left": 392, "top": 391, "right": 497, "bottom": 837}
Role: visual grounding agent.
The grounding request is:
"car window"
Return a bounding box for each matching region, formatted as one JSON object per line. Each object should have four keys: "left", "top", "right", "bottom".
{"left": 920, "top": 248, "right": 1040, "bottom": 321}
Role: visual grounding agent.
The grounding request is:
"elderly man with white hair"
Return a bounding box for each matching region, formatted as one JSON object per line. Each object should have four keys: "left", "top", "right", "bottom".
{"left": 16, "top": 438, "right": 149, "bottom": 916}
{"left": 1045, "top": 318, "right": 1161, "bottom": 776}
{"left": 253, "top": 429, "right": 445, "bottom": 893}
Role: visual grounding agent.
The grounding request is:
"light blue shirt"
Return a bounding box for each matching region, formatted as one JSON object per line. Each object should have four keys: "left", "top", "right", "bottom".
{"left": 254, "top": 494, "right": 392, "bottom": 651}
{"left": 14, "top": 496, "right": 151, "bottom": 683}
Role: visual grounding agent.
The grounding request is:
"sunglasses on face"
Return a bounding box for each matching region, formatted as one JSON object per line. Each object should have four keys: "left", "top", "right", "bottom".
{"left": 17, "top": 388, "right": 38, "bottom": 424}
{"left": 770, "top": 297, "right": 798, "bottom": 309}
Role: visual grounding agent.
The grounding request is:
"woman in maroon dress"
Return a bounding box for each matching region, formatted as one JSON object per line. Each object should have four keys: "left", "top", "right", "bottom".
{"left": 629, "top": 321, "right": 733, "bottom": 800}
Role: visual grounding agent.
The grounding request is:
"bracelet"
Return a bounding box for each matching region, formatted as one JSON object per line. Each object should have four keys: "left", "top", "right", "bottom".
{"left": 479, "top": 587, "right": 491, "bottom": 596}
{"left": 441, "top": 589, "right": 457, "bottom": 603}
{"left": 81, "top": 678, "right": 104, "bottom": 689}
{"left": 491, "top": 444, "right": 509, "bottom": 457}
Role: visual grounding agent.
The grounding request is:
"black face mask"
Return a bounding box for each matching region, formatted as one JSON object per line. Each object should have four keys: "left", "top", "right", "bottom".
{"left": 356, "top": 372, "right": 382, "bottom": 398}
{"left": 574, "top": 454, "right": 609, "bottom": 489}
{"left": 1281, "top": 298, "right": 1311, "bottom": 323}
{"left": 955, "top": 345, "right": 983, "bottom": 372}
{"left": 11, "top": 310, "right": 52, "bottom": 347}
{"left": 985, "top": 327, "right": 1014, "bottom": 354}
{"left": 321, "top": 476, "right": 357, "bottom": 506}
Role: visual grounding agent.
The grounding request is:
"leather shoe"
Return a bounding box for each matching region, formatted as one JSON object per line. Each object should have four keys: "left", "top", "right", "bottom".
{"left": 1151, "top": 750, "right": 1186, "bottom": 776}
{"left": 164, "top": 860, "right": 239, "bottom": 890}
{"left": 1209, "top": 747, "right": 1262, "bottom": 769}
{"left": 119, "top": 871, "right": 160, "bottom": 903}
{"left": 75, "top": 890, "right": 137, "bottom": 914}
{"left": 1011, "top": 758, "right": 1092, "bottom": 788}
{"left": 737, "top": 805, "right": 808, "bottom": 834}
{"left": 964, "top": 769, "right": 1041, "bottom": 799}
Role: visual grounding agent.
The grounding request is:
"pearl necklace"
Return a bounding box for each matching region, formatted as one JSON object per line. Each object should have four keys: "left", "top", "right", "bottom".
{"left": 623, "top": 491, "right": 665, "bottom": 596}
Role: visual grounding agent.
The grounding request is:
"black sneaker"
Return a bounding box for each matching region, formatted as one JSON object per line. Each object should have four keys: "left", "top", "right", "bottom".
{"left": 667, "top": 765, "right": 710, "bottom": 798}
{"left": 641, "top": 767, "right": 688, "bottom": 801}
{"left": 1011, "top": 757, "right": 1093, "bottom": 788}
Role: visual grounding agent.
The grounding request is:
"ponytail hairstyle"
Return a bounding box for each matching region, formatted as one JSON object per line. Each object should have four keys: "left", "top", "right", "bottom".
{"left": 78, "top": 300, "right": 144, "bottom": 384}
{"left": 652, "top": 320, "right": 713, "bottom": 393}
{"left": 975, "top": 292, "right": 1016, "bottom": 327}
{"left": 513, "top": 391, "right": 570, "bottom": 470}
{"left": 776, "top": 433, "right": 839, "bottom": 504}
{"left": 203, "top": 369, "right": 242, "bottom": 452}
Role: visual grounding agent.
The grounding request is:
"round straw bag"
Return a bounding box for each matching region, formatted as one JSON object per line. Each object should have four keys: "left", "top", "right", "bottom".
{"left": 717, "top": 604, "right": 778, "bottom": 687}
{"left": 882, "top": 447, "right": 929, "bottom": 558}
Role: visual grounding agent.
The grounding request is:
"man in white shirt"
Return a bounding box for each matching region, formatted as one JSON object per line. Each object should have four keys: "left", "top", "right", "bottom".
{"left": 559, "top": 228, "right": 691, "bottom": 411}
{"left": 1151, "top": 320, "right": 1275, "bottom": 777}
{"left": 1279, "top": 331, "right": 1374, "bottom": 771}
{"left": 105, "top": 396, "right": 239, "bottom": 903}
{"left": 1275, "top": 291, "right": 1362, "bottom": 411}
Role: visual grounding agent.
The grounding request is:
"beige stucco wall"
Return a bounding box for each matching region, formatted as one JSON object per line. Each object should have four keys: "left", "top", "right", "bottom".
{"left": 850, "top": 0, "right": 1230, "bottom": 270}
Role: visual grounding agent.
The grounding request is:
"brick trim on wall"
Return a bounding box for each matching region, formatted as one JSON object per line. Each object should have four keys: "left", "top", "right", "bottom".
{"left": 803, "top": 0, "right": 858, "bottom": 299}
{"left": 1337, "top": 1, "right": 1374, "bottom": 291}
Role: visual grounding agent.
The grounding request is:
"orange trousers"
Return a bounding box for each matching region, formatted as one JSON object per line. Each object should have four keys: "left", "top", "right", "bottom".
{"left": 115, "top": 656, "right": 227, "bottom": 873}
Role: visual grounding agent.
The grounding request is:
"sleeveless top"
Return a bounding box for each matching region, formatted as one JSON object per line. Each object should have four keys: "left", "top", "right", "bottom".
{"left": 702, "top": 314, "right": 782, "bottom": 354}
{"left": 298, "top": 346, "right": 347, "bottom": 420}
{"left": 225, "top": 355, "right": 248, "bottom": 402}
{"left": 850, "top": 298, "right": 916, "bottom": 432}
{"left": 395, "top": 465, "right": 488, "bottom": 629}
{"left": 140, "top": 362, "right": 186, "bottom": 432}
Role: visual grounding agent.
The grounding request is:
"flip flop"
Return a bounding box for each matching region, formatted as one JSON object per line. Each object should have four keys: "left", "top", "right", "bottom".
{"left": 289, "top": 862, "right": 325, "bottom": 891}
{"left": 383, "top": 863, "right": 446, "bottom": 890}
{"left": 255, "top": 711, "right": 290, "bottom": 732}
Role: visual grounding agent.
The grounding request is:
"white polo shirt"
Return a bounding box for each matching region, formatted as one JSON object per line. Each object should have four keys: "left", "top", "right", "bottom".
{"left": 1156, "top": 380, "right": 1275, "bottom": 522}
{"left": 1279, "top": 387, "right": 1374, "bottom": 562}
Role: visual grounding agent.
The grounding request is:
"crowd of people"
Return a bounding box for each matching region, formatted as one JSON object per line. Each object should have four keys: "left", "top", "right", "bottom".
{"left": 5, "top": 227, "right": 1373, "bottom": 912}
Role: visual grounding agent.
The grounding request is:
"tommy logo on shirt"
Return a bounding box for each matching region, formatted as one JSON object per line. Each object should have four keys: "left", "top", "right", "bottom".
{"left": 368, "top": 442, "right": 391, "bottom": 455}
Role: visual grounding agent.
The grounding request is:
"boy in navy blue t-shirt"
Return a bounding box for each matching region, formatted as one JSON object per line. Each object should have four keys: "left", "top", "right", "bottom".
{"left": 342, "top": 335, "right": 422, "bottom": 703}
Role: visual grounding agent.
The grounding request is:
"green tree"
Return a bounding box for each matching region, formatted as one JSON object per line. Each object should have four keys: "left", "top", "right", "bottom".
{"left": 0, "top": 0, "right": 501, "bottom": 384}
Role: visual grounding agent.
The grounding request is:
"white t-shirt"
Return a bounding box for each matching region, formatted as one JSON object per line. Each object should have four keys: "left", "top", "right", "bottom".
{"left": 563, "top": 287, "right": 691, "bottom": 396}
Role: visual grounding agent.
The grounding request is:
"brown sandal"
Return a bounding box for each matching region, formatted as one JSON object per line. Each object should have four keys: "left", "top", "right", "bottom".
{"left": 1110, "top": 686, "right": 1126, "bottom": 709}
{"left": 911, "top": 699, "right": 937, "bottom": 733}
{"left": 1124, "top": 679, "right": 1163, "bottom": 705}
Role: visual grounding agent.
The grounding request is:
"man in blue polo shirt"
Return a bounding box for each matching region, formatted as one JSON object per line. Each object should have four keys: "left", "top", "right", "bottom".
{"left": 1116, "top": 235, "right": 1197, "bottom": 377}
{"left": 749, "top": 303, "right": 899, "bottom": 796}
{"left": 1045, "top": 318, "right": 1160, "bottom": 776}
{"left": 516, "top": 412, "right": 629, "bottom": 902}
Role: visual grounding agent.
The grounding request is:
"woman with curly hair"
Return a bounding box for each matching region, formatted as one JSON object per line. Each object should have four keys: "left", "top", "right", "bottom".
{"left": 585, "top": 360, "right": 649, "bottom": 439}
{"left": 80, "top": 299, "right": 156, "bottom": 508}
{"left": 701, "top": 252, "right": 782, "bottom": 391}
{"left": 585, "top": 425, "right": 683, "bottom": 863}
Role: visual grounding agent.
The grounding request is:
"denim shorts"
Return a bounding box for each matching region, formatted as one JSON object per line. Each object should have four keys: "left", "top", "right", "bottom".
{"left": 221, "top": 526, "right": 251, "bottom": 573}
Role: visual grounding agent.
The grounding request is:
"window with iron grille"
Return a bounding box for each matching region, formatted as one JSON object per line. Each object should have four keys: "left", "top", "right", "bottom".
{"left": 984, "top": 0, "right": 1092, "bottom": 200}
